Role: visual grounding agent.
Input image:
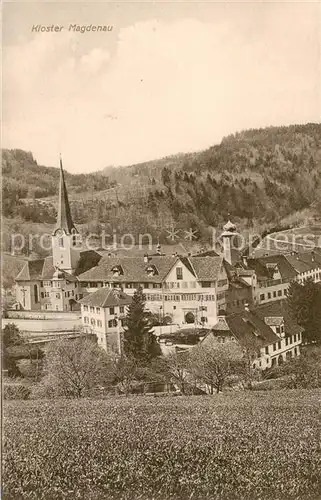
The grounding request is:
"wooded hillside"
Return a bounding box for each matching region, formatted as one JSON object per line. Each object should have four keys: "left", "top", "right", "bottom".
{"left": 3, "top": 123, "right": 321, "bottom": 249}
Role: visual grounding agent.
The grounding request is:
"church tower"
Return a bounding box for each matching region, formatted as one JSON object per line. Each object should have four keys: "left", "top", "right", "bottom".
{"left": 221, "top": 219, "right": 237, "bottom": 265}
{"left": 52, "top": 156, "right": 80, "bottom": 274}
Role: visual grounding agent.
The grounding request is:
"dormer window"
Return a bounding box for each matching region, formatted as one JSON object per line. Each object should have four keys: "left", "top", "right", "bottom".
{"left": 111, "top": 265, "right": 123, "bottom": 277}
{"left": 146, "top": 265, "right": 158, "bottom": 277}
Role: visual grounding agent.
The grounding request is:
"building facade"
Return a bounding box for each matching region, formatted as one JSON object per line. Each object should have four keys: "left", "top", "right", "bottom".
{"left": 79, "top": 288, "right": 132, "bottom": 353}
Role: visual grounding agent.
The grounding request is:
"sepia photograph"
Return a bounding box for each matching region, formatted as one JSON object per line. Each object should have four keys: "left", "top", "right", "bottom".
{"left": 2, "top": 1, "right": 321, "bottom": 499}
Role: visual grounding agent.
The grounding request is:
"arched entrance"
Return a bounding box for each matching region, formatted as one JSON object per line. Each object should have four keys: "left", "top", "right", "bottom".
{"left": 185, "top": 311, "right": 195, "bottom": 324}
{"left": 69, "top": 299, "right": 79, "bottom": 311}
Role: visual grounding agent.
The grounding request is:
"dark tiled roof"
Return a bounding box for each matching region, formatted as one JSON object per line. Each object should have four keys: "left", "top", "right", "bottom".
{"left": 78, "top": 288, "right": 132, "bottom": 308}
{"left": 78, "top": 255, "right": 177, "bottom": 283}
{"left": 74, "top": 250, "right": 102, "bottom": 276}
{"left": 226, "top": 311, "right": 279, "bottom": 346}
{"left": 188, "top": 256, "right": 223, "bottom": 281}
{"left": 252, "top": 300, "right": 303, "bottom": 337}
{"left": 246, "top": 254, "right": 298, "bottom": 281}
{"left": 285, "top": 251, "right": 321, "bottom": 274}
{"left": 15, "top": 259, "right": 46, "bottom": 281}
{"left": 210, "top": 310, "right": 279, "bottom": 347}
{"left": 78, "top": 255, "right": 224, "bottom": 283}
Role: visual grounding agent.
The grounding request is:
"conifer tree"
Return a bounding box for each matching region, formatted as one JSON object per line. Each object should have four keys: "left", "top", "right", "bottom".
{"left": 123, "top": 287, "right": 161, "bottom": 364}
{"left": 287, "top": 279, "right": 321, "bottom": 344}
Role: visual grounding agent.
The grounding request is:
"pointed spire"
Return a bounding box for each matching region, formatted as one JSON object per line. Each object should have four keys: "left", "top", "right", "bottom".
{"left": 55, "top": 155, "right": 77, "bottom": 234}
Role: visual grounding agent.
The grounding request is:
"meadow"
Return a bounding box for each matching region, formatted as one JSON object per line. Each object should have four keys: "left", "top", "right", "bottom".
{"left": 3, "top": 390, "right": 321, "bottom": 500}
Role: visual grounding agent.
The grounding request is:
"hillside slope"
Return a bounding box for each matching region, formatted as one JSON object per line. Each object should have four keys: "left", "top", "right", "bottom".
{"left": 3, "top": 123, "right": 321, "bottom": 252}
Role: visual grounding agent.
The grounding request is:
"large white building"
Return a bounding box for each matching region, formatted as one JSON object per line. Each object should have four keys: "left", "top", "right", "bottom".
{"left": 79, "top": 288, "right": 132, "bottom": 354}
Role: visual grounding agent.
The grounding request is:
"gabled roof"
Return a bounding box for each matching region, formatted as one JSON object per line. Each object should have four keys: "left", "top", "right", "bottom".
{"left": 285, "top": 251, "right": 321, "bottom": 274}
{"left": 78, "top": 288, "right": 132, "bottom": 308}
{"left": 188, "top": 256, "right": 223, "bottom": 281}
{"left": 246, "top": 254, "right": 297, "bottom": 281}
{"left": 15, "top": 259, "right": 45, "bottom": 281}
{"left": 209, "top": 310, "right": 280, "bottom": 348}
{"left": 78, "top": 254, "right": 225, "bottom": 284}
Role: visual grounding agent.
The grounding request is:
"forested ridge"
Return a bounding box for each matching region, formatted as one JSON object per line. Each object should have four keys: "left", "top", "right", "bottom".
{"left": 3, "top": 123, "right": 321, "bottom": 246}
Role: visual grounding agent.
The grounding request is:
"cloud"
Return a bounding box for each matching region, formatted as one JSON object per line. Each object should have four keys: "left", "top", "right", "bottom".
{"left": 80, "top": 48, "right": 110, "bottom": 74}
{"left": 2, "top": 11, "right": 320, "bottom": 173}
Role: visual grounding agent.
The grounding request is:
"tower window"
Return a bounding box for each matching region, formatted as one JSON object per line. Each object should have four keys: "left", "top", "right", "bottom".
{"left": 59, "top": 237, "right": 64, "bottom": 248}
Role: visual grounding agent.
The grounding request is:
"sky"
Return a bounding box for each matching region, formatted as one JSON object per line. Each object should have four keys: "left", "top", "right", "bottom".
{"left": 2, "top": 1, "right": 321, "bottom": 173}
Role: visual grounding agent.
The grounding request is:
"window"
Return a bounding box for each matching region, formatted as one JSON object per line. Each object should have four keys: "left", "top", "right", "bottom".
{"left": 202, "top": 282, "right": 211, "bottom": 288}
{"left": 41, "top": 292, "right": 44, "bottom": 299}
{"left": 278, "top": 290, "right": 282, "bottom": 297}
{"left": 110, "top": 307, "right": 115, "bottom": 315}
{"left": 268, "top": 293, "right": 271, "bottom": 299}
{"left": 97, "top": 320, "right": 102, "bottom": 327}
{"left": 56, "top": 293, "right": 60, "bottom": 299}
{"left": 293, "top": 334, "right": 297, "bottom": 342}
{"left": 90, "top": 307, "right": 94, "bottom": 313}
{"left": 120, "top": 306, "right": 124, "bottom": 314}
{"left": 91, "top": 318, "right": 96, "bottom": 326}
{"left": 40, "top": 281, "right": 43, "bottom": 287}
{"left": 84, "top": 316, "right": 89, "bottom": 324}
{"left": 273, "top": 343, "right": 276, "bottom": 351}
{"left": 273, "top": 291, "right": 277, "bottom": 298}
{"left": 265, "top": 346, "right": 269, "bottom": 354}
{"left": 260, "top": 294, "right": 265, "bottom": 301}
{"left": 108, "top": 319, "right": 117, "bottom": 328}
{"left": 285, "top": 337, "right": 289, "bottom": 346}
{"left": 84, "top": 305, "right": 88, "bottom": 311}
{"left": 278, "top": 341, "right": 281, "bottom": 349}
{"left": 176, "top": 267, "right": 183, "bottom": 280}
{"left": 59, "top": 237, "right": 64, "bottom": 248}
{"left": 96, "top": 307, "right": 100, "bottom": 314}
{"left": 34, "top": 285, "right": 39, "bottom": 303}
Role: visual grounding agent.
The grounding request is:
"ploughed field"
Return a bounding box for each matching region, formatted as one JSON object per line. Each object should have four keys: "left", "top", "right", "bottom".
{"left": 3, "top": 390, "right": 321, "bottom": 500}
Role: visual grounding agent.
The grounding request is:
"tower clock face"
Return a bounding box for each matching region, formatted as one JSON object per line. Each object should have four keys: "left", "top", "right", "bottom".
{"left": 55, "top": 229, "right": 64, "bottom": 237}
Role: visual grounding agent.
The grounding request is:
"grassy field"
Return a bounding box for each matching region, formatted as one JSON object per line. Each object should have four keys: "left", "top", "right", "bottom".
{"left": 3, "top": 390, "right": 321, "bottom": 500}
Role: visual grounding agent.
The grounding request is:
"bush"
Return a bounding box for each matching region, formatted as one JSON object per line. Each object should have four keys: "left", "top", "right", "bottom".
{"left": 3, "top": 383, "right": 31, "bottom": 400}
